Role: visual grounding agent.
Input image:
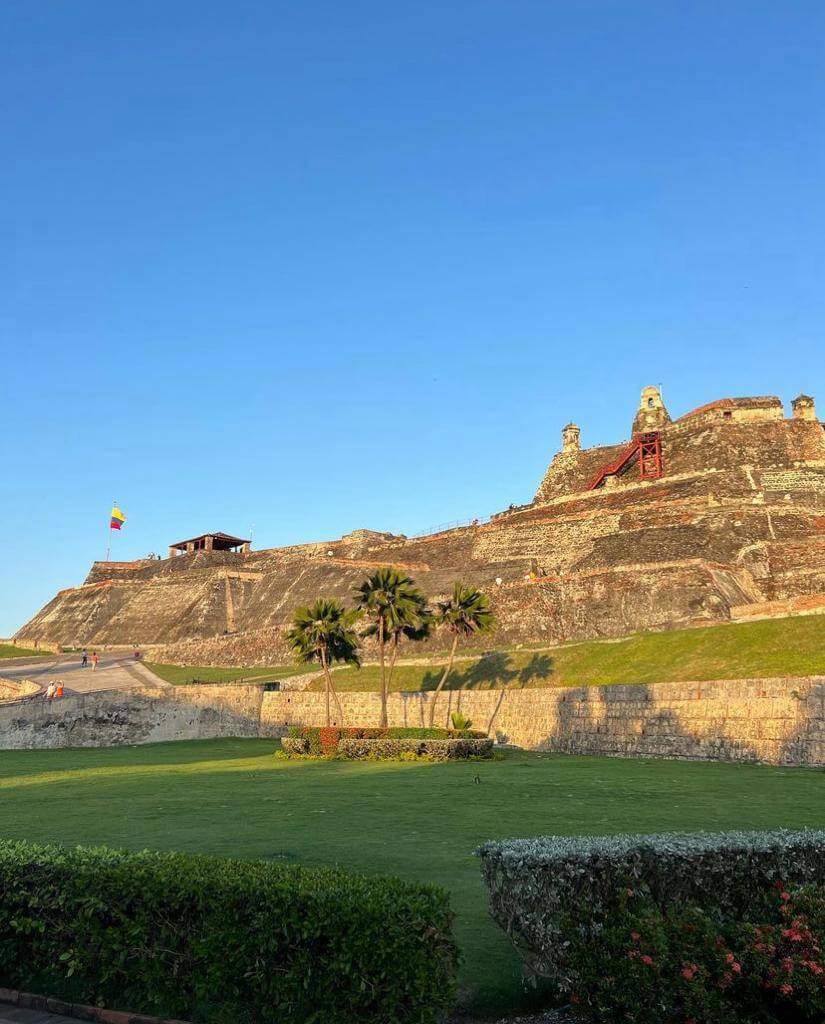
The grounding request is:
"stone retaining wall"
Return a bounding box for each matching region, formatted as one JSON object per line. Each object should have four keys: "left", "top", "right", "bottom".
{"left": 1, "top": 678, "right": 822, "bottom": 766}
{"left": 0, "top": 685, "right": 273, "bottom": 749}
{"left": 261, "top": 678, "right": 825, "bottom": 766}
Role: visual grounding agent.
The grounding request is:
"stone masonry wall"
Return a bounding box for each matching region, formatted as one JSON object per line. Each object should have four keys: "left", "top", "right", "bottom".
{"left": 261, "top": 678, "right": 825, "bottom": 766}
{"left": 1, "top": 677, "right": 823, "bottom": 765}
{"left": 0, "top": 684, "right": 271, "bottom": 749}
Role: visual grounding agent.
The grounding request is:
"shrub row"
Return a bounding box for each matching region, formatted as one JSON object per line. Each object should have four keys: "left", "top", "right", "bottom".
{"left": 338, "top": 737, "right": 494, "bottom": 760}
{"left": 559, "top": 881, "right": 825, "bottom": 1023}
{"left": 0, "top": 840, "right": 459, "bottom": 1024}
{"left": 286, "top": 724, "right": 485, "bottom": 756}
{"left": 476, "top": 830, "right": 825, "bottom": 1021}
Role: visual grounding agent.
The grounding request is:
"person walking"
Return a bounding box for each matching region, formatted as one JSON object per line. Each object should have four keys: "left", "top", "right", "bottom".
{"left": 45, "top": 681, "right": 56, "bottom": 702}
{"left": 91, "top": 652, "right": 99, "bottom": 671}
{"left": 81, "top": 649, "right": 88, "bottom": 668}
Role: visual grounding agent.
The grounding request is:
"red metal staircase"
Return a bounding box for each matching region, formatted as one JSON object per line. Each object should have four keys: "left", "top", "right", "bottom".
{"left": 587, "top": 432, "right": 663, "bottom": 490}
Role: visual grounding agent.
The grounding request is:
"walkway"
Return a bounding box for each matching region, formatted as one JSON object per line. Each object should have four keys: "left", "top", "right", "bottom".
{"left": 0, "top": 652, "right": 167, "bottom": 696}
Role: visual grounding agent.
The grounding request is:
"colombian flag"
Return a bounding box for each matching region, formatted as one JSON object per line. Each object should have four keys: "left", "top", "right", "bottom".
{"left": 110, "top": 506, "right": 127, "bottom": 531}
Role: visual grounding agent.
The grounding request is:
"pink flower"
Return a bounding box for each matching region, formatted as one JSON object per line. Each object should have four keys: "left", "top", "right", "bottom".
{"left": 779, "top": 983, "right": 793, "bottom": 996}
{"left": 641, "top": 955, "right": 654, "bottom": 966}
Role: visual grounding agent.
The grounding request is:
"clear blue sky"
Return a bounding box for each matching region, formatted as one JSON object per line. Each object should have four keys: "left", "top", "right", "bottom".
{"left": 2, "top": 1, "right": 823, "bottom": 635}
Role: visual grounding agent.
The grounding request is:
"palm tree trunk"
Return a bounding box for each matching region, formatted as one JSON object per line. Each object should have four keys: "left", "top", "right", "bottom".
{"left": 387, "top": 634, "right": 400, "bottom": 691}
{"left": 378, "top": 616, "right": 387, "bottom": 728}
{"left": 428, "top": 634, "right": 459, "bottom": 727}
{"left": 322, "top": 651, "right": 346, "bottom": 726}
{"left": 321, "top": 648, "right": 331, "bottom": 727}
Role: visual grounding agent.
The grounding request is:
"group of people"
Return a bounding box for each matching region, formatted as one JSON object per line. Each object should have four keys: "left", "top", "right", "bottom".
{"left": 80, "top": 649, "right": 99, "bottom": 669}
{"left": 44, "top": 680, "right": 64, "bottom": 701}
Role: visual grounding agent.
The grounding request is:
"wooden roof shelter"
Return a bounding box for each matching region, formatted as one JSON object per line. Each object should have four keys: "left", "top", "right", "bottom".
{"left": 168, "top": 532, "right": 251, "bottom": 556}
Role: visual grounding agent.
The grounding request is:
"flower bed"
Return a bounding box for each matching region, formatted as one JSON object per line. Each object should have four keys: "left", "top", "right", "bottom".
{"left": 477, "top": 830, "right": 825, "bottom": 1023}
{"left": 282, "top": 725, "right": 490, "bottom": 759}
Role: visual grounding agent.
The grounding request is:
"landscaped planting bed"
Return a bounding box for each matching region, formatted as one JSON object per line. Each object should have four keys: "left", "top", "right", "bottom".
{"left": 0, "top": 839, "right": 458, "bottom": 1024}
{"left": 282, "top": 725, "right": 492, "bottom": 759}
{"left": 478, "top": 829, "right": 825, "bottom": 1023}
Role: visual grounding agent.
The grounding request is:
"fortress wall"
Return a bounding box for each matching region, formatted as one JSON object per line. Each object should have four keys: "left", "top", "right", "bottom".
{"left": 260, "top": 677, "right": 825, "bottom": 767}
{"left": 2, "top": 676, "right": 822, "bottom": 767}
{"left": 0, "top": 684, "right": 271, "bottom": 749}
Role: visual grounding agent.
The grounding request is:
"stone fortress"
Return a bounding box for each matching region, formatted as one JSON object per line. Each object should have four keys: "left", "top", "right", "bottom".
{"left": 16, "top": 386, "right": 825, "bottom": 663}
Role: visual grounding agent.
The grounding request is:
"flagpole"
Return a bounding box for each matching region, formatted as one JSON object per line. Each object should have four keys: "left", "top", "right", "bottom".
{"left": 106, "top": 500, "right": 115, "bottom": 562}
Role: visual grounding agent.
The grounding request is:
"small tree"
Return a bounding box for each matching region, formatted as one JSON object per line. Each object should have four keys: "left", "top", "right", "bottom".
{"left": 355, "top": 568, "right": 428, "bottom": 727}
{"left": 285, "top": 598, "right": 360, "bottom": 726}
{"left": 428, "top": 583, "right": 495, "bottom": 726}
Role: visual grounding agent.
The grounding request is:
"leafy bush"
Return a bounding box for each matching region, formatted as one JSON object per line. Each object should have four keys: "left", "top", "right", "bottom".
{"left": 561, "top": 883, "right": 825, "bottom": 1023}
{"left": 451, "top": 711, "right": 473, "bottom": 731}
{"left": 476, "top": 831, "right": 825, "bottom": 1023}
{"left": 285, "top": 724, "right": 486, "bottom": 756}
{"left": 338, "top": 737, "right": 494, "bottom": 761}
{"left": 0, "top": 840, "right": 459, "bottom": 1024}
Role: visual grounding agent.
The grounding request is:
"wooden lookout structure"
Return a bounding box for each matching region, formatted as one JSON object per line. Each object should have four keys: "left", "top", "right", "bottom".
{"left": 168, "top": 532, "right": 251, "bottom": 558}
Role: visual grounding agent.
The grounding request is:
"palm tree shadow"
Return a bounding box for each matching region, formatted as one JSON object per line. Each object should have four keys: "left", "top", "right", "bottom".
{"left": 419, "top": 651, "right": 554, "bottom": 691}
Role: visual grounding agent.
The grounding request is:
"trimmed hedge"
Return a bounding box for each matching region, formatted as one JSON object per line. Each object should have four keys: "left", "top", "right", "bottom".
{"left": 286, "top": 725, "right": 486, "bottom": 756}
{"left": 338, "top": 737, "right": 494, "bottom": 760}
{"left": 0, "top": 840, "right": 459, "bottom": 1024}
{"left": 476, "top": 830, "right": 825, "bottom": 983}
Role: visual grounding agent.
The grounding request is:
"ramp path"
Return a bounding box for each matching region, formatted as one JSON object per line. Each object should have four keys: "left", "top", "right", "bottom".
{"left": 0, "top": 652, "right": 168, "bottom": 696}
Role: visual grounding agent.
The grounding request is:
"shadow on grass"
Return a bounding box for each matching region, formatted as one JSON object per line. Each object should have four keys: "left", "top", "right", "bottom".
{"left": 419, "top": 652, "right": 554, "bottom": 691}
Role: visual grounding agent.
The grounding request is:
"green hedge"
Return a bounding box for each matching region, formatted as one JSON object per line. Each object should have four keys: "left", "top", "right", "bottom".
{"left": 338, "top": 737, "right": 494, "bottom": 760}
{"left": 0, "top": 840, "right": 459, "bottom": 1024}
{"left": 286, "top": 725, "right": 485, "bottom": 756}
{"left": 476, "top": 830, "right": 825, "bottom": 984}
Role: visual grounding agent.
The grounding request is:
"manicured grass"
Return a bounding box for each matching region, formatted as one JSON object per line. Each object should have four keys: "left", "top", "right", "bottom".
{"left": 145, "top": 663, "right": 312, "bottom": 685}
{"left": 0, "top": 643, "right": 44, "bottom": 659}
{"left": 306, "top": 614, "right": 825, "bottom": 693}
{"left": 0, "top": 740, "right": 822, "bottom": 1016}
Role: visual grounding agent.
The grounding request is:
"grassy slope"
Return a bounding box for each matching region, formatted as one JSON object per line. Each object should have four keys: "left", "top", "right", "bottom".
{"left": 0, "top": 740, "right": 822, "bottom": 1015}
{"left": 306, "top": 615, "right": 825, "bottom": 693}
{"left": 146, "top": 663, "right": 313, "bottom": 685}
{"left": 0, "top": 643, "right": 44, "bottom": 659}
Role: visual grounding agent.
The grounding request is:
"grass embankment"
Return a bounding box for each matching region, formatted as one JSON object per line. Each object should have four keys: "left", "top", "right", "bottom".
{"left": 0, "top": 740, "right": 821, "bottom": 1015}
{"left": 306, "top": 615, "right": 825, "bottom": 693}
{"left": 146, "top": 663, "right": 312, "bottom": 686}
{"left": 0, "top": 643, "right": 44, "bottom": 659}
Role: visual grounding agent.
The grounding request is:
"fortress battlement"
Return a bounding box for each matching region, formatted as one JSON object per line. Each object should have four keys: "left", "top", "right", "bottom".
{"left": 16, "top": 386, "right": 825, "bottom": 658}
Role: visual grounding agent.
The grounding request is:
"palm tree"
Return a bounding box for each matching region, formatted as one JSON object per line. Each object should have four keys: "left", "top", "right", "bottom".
{"left": 386, "top": 593, "right": 433, "bottom": 692}
{"left": 285, "top": 598, "right": 360, "bottom": 726}
{"left": 355, "top": 568, "right": 428, "bottom": 727}
{"left": 427, "top": 583, "right": 495, "bottom": 726}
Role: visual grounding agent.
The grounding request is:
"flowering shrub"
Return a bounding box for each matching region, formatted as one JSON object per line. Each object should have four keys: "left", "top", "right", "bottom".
{"left": 476, "top": 831, "right": 825, "bottom": 1024}
{"left": 285, "top": 725, "right": 485, "bottom": 757}
{"left": 562, "top": 883, "right": 825, "bottom": 1023}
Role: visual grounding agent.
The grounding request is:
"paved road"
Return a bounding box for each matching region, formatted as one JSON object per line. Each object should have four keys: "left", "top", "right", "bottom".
{"left": 0, "top": 652, "right": 165, "bottom": 695}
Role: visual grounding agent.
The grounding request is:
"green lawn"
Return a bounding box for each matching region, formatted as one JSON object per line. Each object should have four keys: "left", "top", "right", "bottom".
{"left": 0, "top": 643, "right": 44, "bottom": 659}
{"left": 306, "top": 614, "right": 825, "bottom": 693}
{"left": 146, "top": 663, "right": 312, "bottom": 685}
{"left": 0, "top": 740, "right": 822, "bottom": 1016}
